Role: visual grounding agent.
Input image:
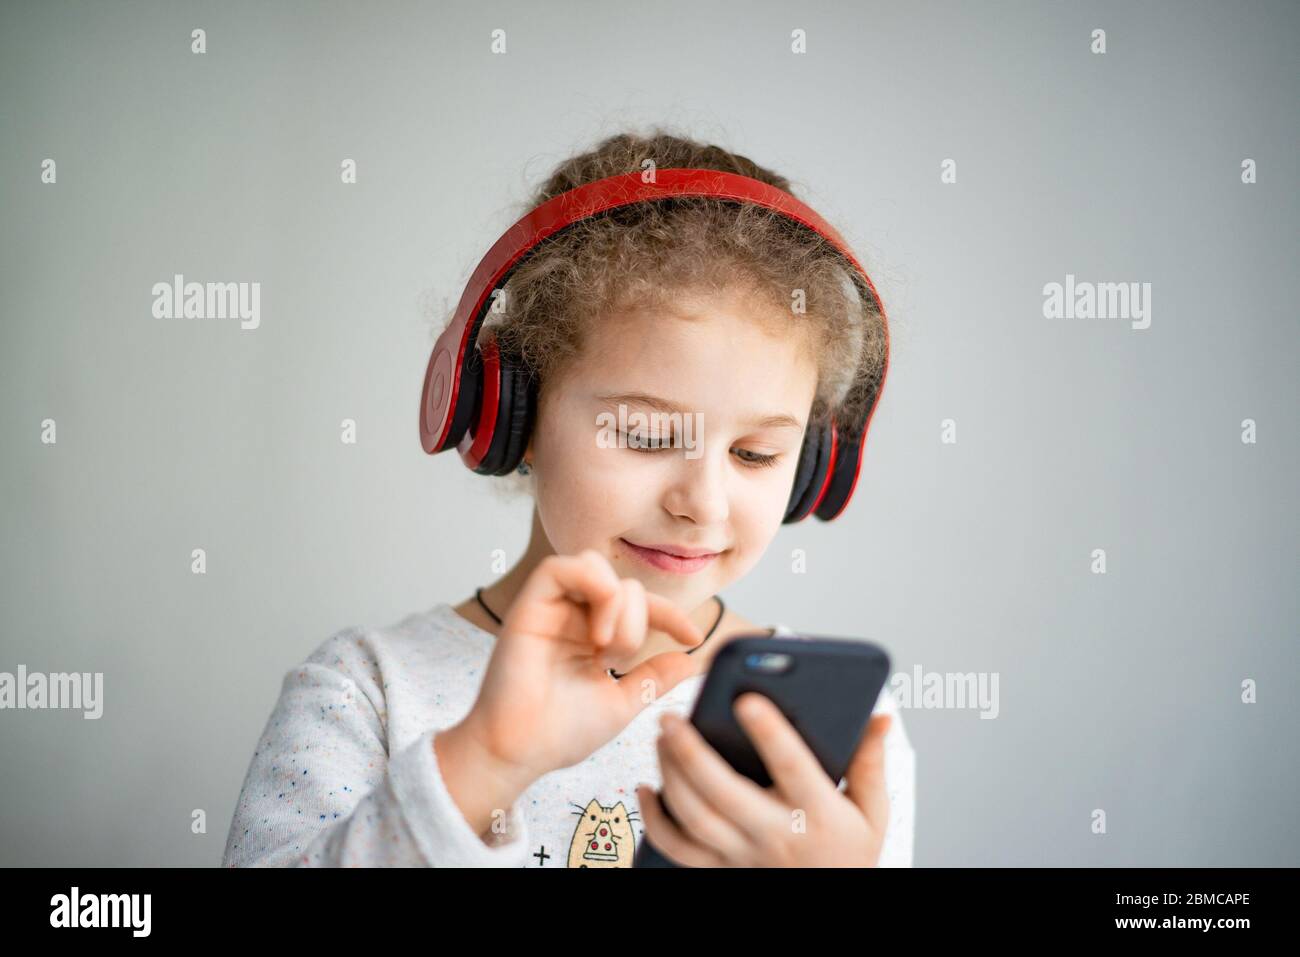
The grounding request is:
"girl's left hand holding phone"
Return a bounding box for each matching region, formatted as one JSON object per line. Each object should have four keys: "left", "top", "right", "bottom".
{"left": 636, "top": 692, "right": 893, "bottom": 867}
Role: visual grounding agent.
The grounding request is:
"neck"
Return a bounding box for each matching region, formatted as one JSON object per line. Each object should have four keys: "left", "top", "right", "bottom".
{"left": 477, "top": 506, "right": 724, "bottom": 647}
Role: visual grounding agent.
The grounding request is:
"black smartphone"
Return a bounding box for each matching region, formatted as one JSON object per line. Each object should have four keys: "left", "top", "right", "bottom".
{"left": 634, "top": 634, "right": 891, "bottom": 867}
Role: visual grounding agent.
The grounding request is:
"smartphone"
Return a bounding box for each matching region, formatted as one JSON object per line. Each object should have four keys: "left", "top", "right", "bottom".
{"left": 634, "top": 634, "right": 891, "bottom": 867}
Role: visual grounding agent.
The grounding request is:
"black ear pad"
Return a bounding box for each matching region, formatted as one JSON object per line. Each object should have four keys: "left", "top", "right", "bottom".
{"left": 495, "top": 361, "right": 535, "bottom": 475}
{"left": 784, "top": 421, "right": 830, "bottom": 523}
{"left": 475, "top": 352, "right": 515, "bottom": 476}
{"left": 813, "top": 427, "right": 861, "bottom": 521}
{"left": 794, "top": 421, "right": 835, "bottom": 522}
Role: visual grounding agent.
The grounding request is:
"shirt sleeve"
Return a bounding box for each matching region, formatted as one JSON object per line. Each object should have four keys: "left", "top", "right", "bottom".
{"left": 872, "top": 685, "right": 916, "bottom": 868}
{"left": 221, "top": 652, "right": 532, "bottom": 867}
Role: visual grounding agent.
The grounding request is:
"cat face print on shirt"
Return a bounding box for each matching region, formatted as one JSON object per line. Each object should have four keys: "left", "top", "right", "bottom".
{"left": 566, "top": 797, "right": 640, "bottom": 868}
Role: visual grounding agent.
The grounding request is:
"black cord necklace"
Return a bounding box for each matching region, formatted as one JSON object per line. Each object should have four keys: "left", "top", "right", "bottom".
{"left": 474, "top": 586, "right": 726, "bottom": 680}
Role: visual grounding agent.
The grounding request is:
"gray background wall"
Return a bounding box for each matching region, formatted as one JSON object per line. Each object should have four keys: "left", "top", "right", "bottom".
{"left": 1, "top": 0, "right": 1295, "bottom": 866}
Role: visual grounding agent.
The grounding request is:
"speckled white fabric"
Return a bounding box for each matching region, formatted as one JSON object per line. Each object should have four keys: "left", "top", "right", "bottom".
{"left": 222, "top": 602, "right": 915, "bottom": 867}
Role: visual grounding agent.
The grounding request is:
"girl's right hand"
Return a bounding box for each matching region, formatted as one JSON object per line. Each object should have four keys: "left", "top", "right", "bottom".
{"left": 457, "top": 549, "right": 706, "bottom": 785}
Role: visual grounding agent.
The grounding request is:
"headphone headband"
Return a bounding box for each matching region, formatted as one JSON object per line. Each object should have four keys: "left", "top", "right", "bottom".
{"left": 419, "top": 167, "right": 891, "bottom": 521}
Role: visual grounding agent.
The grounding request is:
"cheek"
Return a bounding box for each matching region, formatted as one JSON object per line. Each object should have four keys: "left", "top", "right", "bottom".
{"left": 742, "top": 491, "right": 790, "bottom": 551}
{"left": 561, "top": 443, "right": 644, "bottom": 497}
{"left": 533, "top": 434, "right": 642, "bottom": 543}
{"left": 709, "top": 477, "right": 790, "bottom": 566}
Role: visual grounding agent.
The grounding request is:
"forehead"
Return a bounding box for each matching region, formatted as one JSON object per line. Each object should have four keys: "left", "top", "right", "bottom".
{"left": 578, "top": 288, "right": 819, "bottom": 397}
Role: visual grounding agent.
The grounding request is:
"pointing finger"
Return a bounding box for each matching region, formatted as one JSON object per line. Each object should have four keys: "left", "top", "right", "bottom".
{"left": 644, "top": 592, "right": 705, "bottom": 650}
{"left": 733, "top": 692, "right": 835, "bottom": 810}
{"left": 608, "top": 578, "right": 647, "bottom": 660}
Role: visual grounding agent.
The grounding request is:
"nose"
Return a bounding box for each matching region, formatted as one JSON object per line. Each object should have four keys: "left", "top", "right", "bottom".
{"left": 662, "top": 443, "right": 730, "bottom": 526}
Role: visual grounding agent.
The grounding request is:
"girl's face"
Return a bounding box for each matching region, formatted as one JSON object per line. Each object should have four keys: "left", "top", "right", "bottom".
{"left": 527, "top": 286, "right": 820, "bottom": 610}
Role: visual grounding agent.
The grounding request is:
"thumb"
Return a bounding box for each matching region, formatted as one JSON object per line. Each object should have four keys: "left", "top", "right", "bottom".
{"left": 843, "top": 713, "right": 892, "bottom": 831}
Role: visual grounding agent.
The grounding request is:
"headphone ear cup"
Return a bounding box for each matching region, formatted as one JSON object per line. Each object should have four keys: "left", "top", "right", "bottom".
{"left": 474, "top": 347, "right": 515, "bottom": 476}
{"left": 784, "top": 421, "right": 829, "bottom": 524}
{"left": 496, "top": 362, "right": 535, "bottom": 475}
{"left": 813, "top": 425, "right": 861, "bottom": 521}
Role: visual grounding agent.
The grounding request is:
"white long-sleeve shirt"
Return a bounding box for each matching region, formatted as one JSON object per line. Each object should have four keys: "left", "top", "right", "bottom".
{"left": 222, "top": 602, "right": 916, "bottom": 867}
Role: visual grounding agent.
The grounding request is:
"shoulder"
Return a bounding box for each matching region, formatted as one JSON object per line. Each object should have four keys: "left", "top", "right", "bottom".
{"left": 291, "top": 604, "right": 476, "bottom": 696}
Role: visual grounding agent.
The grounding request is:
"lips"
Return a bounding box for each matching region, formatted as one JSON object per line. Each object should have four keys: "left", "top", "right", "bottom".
{"left": 619, "top": 538, "right": 724, "bottom": 575}
{"left": 630, "top": 542, "right": 723, "bottom": 559}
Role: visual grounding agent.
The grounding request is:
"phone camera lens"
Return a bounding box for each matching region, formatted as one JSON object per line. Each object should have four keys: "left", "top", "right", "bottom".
{"left": 744, "top": 652, "right": 792, "bottom": 673}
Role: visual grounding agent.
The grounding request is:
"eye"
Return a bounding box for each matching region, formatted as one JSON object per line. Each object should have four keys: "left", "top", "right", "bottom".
{"left": 733, "top": 448, "right": 781, "bottom": 469}
{"left": 619, "top": 431, "right": 781, "bottom": 469}
{"left": 619, "top": 430, "right": 668, "bottom": 450}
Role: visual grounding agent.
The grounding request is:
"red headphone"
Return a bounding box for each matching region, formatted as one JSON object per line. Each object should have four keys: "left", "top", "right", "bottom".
{"left": 419, "top": 168, "right": 891, "bottom": 523}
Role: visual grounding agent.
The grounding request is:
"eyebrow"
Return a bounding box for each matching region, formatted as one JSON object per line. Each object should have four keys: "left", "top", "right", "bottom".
{"left": 596, "top": 391, "right": 805, "bottom": 431}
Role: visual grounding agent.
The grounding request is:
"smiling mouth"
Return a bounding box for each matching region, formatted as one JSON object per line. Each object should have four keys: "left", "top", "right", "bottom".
{"left": 619, "top": 538, "right": 724, "bottom": 575}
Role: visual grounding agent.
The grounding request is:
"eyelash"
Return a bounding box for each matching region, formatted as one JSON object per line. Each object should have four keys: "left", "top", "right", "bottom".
{"left": 618, "top": 431, "right": 781, "bottom": 469}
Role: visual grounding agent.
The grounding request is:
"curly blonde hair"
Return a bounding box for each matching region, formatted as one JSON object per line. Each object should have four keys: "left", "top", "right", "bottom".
{"left": 432, "top": 127, "right": 888, "bottom": 501}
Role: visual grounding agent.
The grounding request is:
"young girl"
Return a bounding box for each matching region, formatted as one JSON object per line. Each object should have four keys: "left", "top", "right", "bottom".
{"left": 222, "top": 130, "right": 914, "bottom": 868}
